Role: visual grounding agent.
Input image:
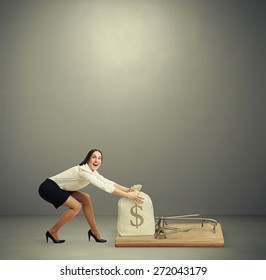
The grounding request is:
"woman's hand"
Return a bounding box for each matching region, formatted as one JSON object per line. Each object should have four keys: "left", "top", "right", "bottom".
{"left": 127, "top": 190, "right": 144, "bottom": 204}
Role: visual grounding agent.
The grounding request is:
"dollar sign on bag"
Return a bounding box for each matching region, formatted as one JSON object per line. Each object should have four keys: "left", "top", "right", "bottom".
{"left": 130, "top": 205, "right": 144, "bottom": 228}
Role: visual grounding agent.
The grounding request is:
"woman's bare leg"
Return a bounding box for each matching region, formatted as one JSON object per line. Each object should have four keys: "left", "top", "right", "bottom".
{"left": 71, "top": 191, "right": 102, "bottom": 239}
{"left": 48, "top": 196, "right": 81, "bottom": 240}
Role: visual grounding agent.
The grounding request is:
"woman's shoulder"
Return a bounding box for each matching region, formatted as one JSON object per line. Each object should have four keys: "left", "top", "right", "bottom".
{"left": 78, "top": 164, "right": 93, "bottom": 173}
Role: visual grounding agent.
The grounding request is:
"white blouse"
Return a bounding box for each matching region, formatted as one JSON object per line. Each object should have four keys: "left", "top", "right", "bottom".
{"left": 49, "top": 164, "right": 116, "bottom": 193}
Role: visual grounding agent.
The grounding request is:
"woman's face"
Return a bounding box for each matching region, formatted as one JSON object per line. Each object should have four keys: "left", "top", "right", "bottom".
{"left": 87, "top": 151, "right": 102, "bottom": 171}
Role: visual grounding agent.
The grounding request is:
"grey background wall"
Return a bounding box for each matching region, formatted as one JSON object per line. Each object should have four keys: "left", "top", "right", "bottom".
{"left": 0, "top": 0, "right": 265, "bottom": 216}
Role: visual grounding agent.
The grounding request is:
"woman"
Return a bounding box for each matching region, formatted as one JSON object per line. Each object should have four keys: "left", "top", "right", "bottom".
{"left": 38, "top": 148, "right": 144, "bottom": 244}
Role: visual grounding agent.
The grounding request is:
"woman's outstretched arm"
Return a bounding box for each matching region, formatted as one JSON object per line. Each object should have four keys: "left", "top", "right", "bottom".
{"left": 114, "top": 183, "right": 131, "bottom": 192}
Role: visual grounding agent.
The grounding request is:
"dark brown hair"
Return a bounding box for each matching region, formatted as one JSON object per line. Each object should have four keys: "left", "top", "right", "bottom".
{"left": 79, "top": 149, "right": 103, "bottom": 165}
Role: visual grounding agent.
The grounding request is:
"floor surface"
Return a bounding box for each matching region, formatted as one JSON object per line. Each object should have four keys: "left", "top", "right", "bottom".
{"left": 0, "top": 215, "right": 265, "bottom": 260}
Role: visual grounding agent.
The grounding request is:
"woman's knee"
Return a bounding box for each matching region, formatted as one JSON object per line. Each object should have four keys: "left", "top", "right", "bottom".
{"left": 64, "top": 197, "right": 82, "bottom": 214}
{"left": 72, "top": 191, "right": 91, "bottom": 206}
{"left": 82, "top": 193, "right": 91, "bottom": 205}
{"left": 73, "top": 202, "right": 82, "bottom": 214}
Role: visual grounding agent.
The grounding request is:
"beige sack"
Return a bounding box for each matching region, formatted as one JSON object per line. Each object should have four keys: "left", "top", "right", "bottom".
{"left": 117, "top": 191, "right": 155, "bottom": 236}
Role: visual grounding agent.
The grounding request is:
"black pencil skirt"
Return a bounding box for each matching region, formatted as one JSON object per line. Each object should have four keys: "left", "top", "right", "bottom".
{"left": 38, "top": 178, "right": 73, "bottom": 209}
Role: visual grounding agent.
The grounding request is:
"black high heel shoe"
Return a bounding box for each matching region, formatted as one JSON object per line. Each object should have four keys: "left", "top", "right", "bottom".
{"left": 45, "top": 231, "right": 65, "bottom": 244}
{"left": 88, "top": 229, "right": 107, "bottom": 243}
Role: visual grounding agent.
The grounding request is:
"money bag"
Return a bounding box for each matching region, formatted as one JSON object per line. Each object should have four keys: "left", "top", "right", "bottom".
{"left": 117, "top": 190, "right": 155, "bottom": 236}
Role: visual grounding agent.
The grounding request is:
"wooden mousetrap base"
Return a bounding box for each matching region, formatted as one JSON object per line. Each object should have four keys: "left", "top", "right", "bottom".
{"left": 115, "top": 223, "right": 224, "bottom": 247}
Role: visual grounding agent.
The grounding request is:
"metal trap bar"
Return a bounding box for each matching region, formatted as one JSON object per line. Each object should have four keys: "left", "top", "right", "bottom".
{"left": 154, "top": 214, "right": 218, "bottom": 239}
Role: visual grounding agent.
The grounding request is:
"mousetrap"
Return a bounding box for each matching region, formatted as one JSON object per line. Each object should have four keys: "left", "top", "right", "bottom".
{"left": 115, "top": 214, "right": 224, "bottom": 247}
